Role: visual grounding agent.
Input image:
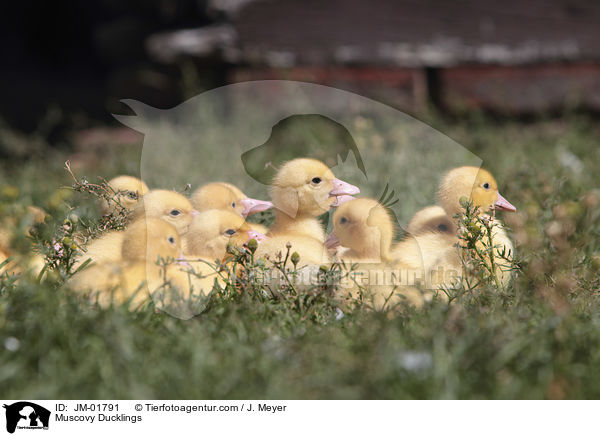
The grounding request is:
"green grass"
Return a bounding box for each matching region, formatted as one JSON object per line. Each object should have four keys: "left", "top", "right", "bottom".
{"left": 1, "top": 112, "right": 599, "bottom": 399}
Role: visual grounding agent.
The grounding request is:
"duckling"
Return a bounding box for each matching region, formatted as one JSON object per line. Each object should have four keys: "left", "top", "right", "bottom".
{"left": 396, "top": 166, "right": 516, "bottom": 288}
{"left": 71, "top": 218, "right": 194, "bottom": 310}
{"left": 119, "top": 219, "right": 222, "bottom": 318}
{"left": 183, "top": 209, "right": 266, "bottom": 261}
{"left": 75, "top": 189, "right": 199, "bottom": 269}
{"left": 268, "top": 158, "right": 359, "bottom": 239}
{"left": 438, "top": 166, "right": 516, "bottom": 217}
{"left": 438, "top": 166, "right": 515, "bottom": 284}
{"left": 191, "top": 182, "right": 272, "bottom": 216}
{"left": 190, "top": 182, "right": 272, "bottom": 233}
{"left": 132, "top": 189, "right": 199, "bottom": 236}
{"left": 70, "top": 219, "right": 174, "bottom": 302}
{"left": 118, "top": 218, "right": 186, "bottom": 305}
{"left": 326, "top": 198, "right": 395, "bottom": 263}
{"left": 100, "top": 175, "right": 149, "bottom": 214}
{"left": 326, "top": 198, "right": 427, "bottom": 308}
{"left": 255, "top": 158, "right": 359, "bottom": 267}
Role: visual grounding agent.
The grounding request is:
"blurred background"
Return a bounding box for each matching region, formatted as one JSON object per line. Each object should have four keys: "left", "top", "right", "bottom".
{"left": 2, "top": 0, "right": 600, "bottom": 135}
{"left": 2, "top": 0, "right": 600, "bottom": 400}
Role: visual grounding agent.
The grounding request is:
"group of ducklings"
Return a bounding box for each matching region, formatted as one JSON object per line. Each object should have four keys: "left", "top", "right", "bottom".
{"left": 0, "top": 158, "right": 515, "bottom": 312}
{"left": 327, "top": 166, "right": 516, "bottom": 307}
{"left": 61, "top": 157, "right": 516, "bottom": 312}
{"left": 70, "top": 178, "right": 272, "bottom": 310}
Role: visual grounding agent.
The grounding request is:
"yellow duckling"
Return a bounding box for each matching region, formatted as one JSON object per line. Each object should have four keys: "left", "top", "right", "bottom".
{"left": 255, "top": 158, "right": 359, "bottom": 267}
{"left": 132, "top": 189, "right": 199, "bottom": 236}
{"left": 440, "top": 166, "right": 515, "bottom": 284}
{"left": 190, "top": 182, "right": 272, "bottom": 233}
{"left": 119, "top": 218, "right": 197, "bottom": 312}
{"left": 75, "top": 189, "right": 199, "bottom": 269}
{"left": 71, "top": 218, "right": 182, "bottom": 306}
{"left": 100, "top": 175, "right": 149, "bottom": 214}
{"left": 438, "top": 166, "right": 516, "bottom": 217}
{"left": 326, "top": 198, "right": 427, "bottom": 308}
{"left": 326, "top": 198, "right": 395, "bottom": 263}
{"left": 183, "top": 209, "right": 266, "bottom": 260}
{"left": 73, "top": 218, "right": 208, "bottom": 318}
{"left": 396, "top": 166, "right": 516, "bottom": 289}
{"left": 407, "top": 165, "right": 516, "bottom": 237}
{"left": 118, "top": 219, "right": 224, "bottom": 318}
{"left": 191, "top": 182, "right": 272, "bottom": 216}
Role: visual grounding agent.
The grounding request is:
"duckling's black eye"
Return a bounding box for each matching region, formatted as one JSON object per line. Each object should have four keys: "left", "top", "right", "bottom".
{"left": 340, "top": 217, "right": 348, "bottom": 224}
{"left": 311, "top": 177, "right": 322, "bottom": 184}
{"left": 168, "top": 236, "right": 176, "bottom": 244}
{"left": 170, "top": 209, "right": 181, "bottom": 216}
{"left": 127, "top": 191, "right": 138, "bottom": 200}
{"left": 483, "top": 183, "right": 490, "bottom": 190}
{"left": 231, "top": 202, "right": 236, "bottom": 208}
{"left": 225, "top": 229, "right": 236, "bottom": 236}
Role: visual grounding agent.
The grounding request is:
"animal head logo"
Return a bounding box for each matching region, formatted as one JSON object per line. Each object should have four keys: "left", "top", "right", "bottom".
{"left": 240, "top": 113, "right": 367, "bottom": 186}
{"left": 3, "top": 402, "right": 50, "bottom": 434}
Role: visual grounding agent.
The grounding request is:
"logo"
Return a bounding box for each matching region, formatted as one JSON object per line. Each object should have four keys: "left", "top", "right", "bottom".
{"left": 3, "top": 402, "right": 50, "bottom": 434}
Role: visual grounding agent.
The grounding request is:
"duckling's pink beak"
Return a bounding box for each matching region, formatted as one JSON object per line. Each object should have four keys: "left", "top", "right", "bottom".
{"left": 324, "top": 232, "right": 341, "bottom": 250}
{"left": 191, "top": 209, "right": 200, "bottom": 217}
{"left": 246, "top": 230, "right": 268, "bottom": 243}
{"left": 240, "top": 198, "right": 274, "bottom": 217}
{"left": 330, "top": 195, "right": 355, "bottom": 207}
{"left": 176, "top": 253, "right": 192, "bottom": 268}
{"left": 329, "top": 178, "right": 360, "bottom": 196}
{"left": 494, "top": 192, "right": 516, "bottom": 212}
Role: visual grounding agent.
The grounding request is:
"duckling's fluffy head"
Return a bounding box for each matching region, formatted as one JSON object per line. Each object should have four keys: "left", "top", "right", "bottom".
{"left": 438, "top": 166, "right": 515, "bottom": 216}
{"left": 191, "top": 182, "right": 273, "bottom": 217}
{"left": 101, "top": 175, "right": 149, "bottom": 213}
{"left": 184, "top": 210, "right": 253, "bottom": 259}
{"left": 331, "top": 198, "right": 394, "bottom": 259}
{"left": 132, "top": 190, "right": 197, "bottom": 235}
{"left": 191, "top": 182, "right": 246, "bottom": 216}
{"left": 270, "top": 158, "right": 357, "bottom": 218}
{"left": 121, "top": 218, "right": 181, "bottom": 262}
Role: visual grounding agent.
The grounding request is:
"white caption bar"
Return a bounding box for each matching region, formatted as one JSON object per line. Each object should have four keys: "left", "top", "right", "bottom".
{"left": 0, "top": 400, "right": 597, "bottom": 435}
